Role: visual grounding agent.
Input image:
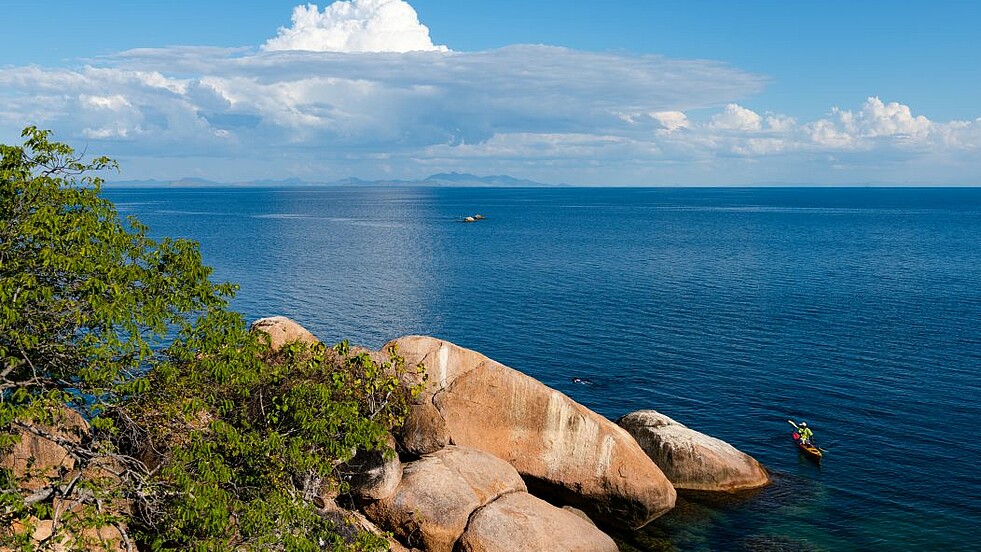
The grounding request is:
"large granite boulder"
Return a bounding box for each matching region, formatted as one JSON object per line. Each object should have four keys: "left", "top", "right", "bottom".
{"left": 249, "top": 316, "right": 319, "bottom": 352}
{"left": 383, "top": 336, "right": 676, "bottom": 529}
{"left": 457, "top": 492, "right": 618, "bottom": 552}
{"left": 363, "top": 446, "right": 526, "bottom": 552}
{"left": 618, "top": 410, "right": 770, "bottom": 492}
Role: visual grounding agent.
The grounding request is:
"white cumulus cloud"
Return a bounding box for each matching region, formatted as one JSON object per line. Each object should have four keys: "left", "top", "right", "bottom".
{"left": 650, "top": 111, "right": 690, "bottom": 132}
{"left": 710, "top": 103, "right": 763, "bottom": 131}
{"left": 263, "top": 1, "right": 447, "bottom": 53}
{"left": 837, "top": 96, "right": 933, "bottom": 139}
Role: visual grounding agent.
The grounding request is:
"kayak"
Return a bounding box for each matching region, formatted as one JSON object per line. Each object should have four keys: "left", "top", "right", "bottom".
{"left": 793, "top": 432, "right": 823, "bottom": 461}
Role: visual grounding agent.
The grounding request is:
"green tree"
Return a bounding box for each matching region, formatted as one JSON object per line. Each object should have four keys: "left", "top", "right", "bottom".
{"left": 1, "top": 126, "right": 236, "bottom": 548}
{"left": 125, "top": 338, "right": 415, "bottom": 551}
{"left": 1, "top": 128, "right": 418, "bottom": 550}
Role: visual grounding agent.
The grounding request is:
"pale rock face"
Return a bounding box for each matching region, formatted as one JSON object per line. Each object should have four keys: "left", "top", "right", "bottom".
{"left": 457, "top": 492, "right": 619, "bottom": 552}
{"left": 618, "top": 410, "right": 770, "bottom": 492}
{"left": 362, "top": 446, "right": 527, "bottom": 552}
{"left": 249, "top": 316, "right": 319, "bottom": 351}
{"left": 385, "top": 336, "right": 676, "bottom": 529}
{"left": 384, "top": 335, "right": 488, "bottom": 455}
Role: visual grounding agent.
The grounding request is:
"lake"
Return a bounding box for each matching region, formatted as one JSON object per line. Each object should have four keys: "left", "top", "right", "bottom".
{"left": 107, "top": 186, "right": 981, "bottom": 551}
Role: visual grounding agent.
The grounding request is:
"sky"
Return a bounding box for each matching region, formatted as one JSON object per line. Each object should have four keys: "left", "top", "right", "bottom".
{"left": 1, "top": 0, "right": 979, "bottom": 186}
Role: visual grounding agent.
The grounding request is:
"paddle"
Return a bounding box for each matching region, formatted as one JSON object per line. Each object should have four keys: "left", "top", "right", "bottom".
{"left": 787, "top": 420, "right": 829, "bottom": 453}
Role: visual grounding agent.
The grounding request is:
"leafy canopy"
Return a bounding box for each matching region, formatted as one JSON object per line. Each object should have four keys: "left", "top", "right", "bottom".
{"left": 1, "top": 128, "right": 418, "bottom": 551}
{"left": 0, "top": 126, "right": 235, "bottom": 420}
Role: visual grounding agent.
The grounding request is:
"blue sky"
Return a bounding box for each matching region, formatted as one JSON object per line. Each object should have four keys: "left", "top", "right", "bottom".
{"left": 1, "top": 0, "right": 979, "bottom": 185}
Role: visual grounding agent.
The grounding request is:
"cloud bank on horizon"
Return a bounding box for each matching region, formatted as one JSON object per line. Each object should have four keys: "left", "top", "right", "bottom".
{"left": 0, "top": 0, "right": 978, "bottom": 185}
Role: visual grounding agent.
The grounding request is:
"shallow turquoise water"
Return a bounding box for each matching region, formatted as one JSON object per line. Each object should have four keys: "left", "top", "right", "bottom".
{"left": 108, "top": 186, "right": 981, "bottom": 551}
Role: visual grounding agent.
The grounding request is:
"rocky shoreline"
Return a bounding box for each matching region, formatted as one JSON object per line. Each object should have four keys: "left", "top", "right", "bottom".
{"left": 2, "top": 316, "right": 770, "bottom": 551}
{"left": 252, "top": 317, "right": 770, "bottom": 551}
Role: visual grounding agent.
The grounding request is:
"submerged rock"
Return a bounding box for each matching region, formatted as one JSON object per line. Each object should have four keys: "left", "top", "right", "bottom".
{"left": 618, "top": 410, "right": 770, "bottom": 492}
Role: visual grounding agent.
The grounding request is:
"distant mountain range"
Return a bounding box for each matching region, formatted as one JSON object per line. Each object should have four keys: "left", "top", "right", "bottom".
{"left": 107, "top": 172, "right": 565, "bottom": 188}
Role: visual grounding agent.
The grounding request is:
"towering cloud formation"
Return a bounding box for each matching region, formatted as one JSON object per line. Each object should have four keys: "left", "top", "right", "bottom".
{"left": 263, "top": 0, "right": 448, "bottom": 53}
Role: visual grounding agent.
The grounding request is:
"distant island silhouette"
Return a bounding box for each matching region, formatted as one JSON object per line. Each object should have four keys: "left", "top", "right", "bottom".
{"left": 108, "top": 172, "right": 568, "bottom": 188}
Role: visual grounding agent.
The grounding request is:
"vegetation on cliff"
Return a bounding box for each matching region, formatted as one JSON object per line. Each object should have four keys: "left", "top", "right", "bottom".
{"left": 1, "top": 128, "right": 418, "bottom": 550}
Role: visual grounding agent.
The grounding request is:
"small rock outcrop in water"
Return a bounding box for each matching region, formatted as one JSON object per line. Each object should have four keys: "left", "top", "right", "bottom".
{"left": 385, "top": 335, "right": 676, "bottom": 530}
{"left": 618, "top": 410, "right": 770, "bottom": 492}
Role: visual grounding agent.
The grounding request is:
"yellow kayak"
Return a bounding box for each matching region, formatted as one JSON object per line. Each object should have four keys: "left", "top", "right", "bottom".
{"left": 793, "top": 432, "right": 823, "bottom": 461}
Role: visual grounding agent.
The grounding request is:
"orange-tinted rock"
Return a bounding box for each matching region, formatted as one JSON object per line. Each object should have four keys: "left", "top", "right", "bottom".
{"left": 457, "top": 492, "right": 618, "bottom": 552}
{"left": 0, "top": 408, "right": 88, "bottom": 491}
{"left": 363, "top": 446, "right": 526, "bottom": 552}
{"left": 385, "top": 336, "right": 676, "bottom": 529}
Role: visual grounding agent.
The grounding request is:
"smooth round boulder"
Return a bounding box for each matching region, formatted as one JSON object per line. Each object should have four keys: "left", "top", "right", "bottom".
{"left": 618, "top": 410, "right": 770, "bottom": 492}
{"left": 457, "top": 492, "right": 618, "bottom": 552}
{"left": 396, "top": 402, "right": 449, "bottom": 456}
{"left": 249, "top": 316, "right": 318, "bottom": 352}
{"left": 363, "top": 446, "right": 527, "bottom": 552}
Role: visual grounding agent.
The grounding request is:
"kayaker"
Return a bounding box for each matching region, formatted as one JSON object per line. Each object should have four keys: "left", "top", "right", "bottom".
{"left": 798, "top": 422, "right": 814, "bottom": 444}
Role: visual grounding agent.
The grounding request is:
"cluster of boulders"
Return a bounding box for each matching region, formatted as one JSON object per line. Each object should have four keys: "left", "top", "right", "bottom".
{"left": 2, "top": 316, "right": 771, "bottom": 551}
{"left": 252, "top": 317, "right": 771, "bottom": 551}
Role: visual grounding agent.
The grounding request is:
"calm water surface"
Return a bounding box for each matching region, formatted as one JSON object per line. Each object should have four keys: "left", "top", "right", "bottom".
{"left": 107, "top": 186, "right": 981, "bottom": 551}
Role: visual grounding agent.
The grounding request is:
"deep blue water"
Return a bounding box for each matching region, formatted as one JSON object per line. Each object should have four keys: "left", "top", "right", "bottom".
{"left": 107, "top": 186, "right": 981, "bottom": 551}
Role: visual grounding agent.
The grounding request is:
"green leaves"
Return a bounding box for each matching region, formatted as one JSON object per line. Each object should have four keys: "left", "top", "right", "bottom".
{"left": 1, "top": 127, "right": 410, "bottom": 551}
{"left": 126, "top": 335, "right": 414, "bottom": 550}
{"left": 1, "top": 128, "right": 233, "bottom": 411}
{"left": 0, "top": 128, "right": 236, "bottom": 548}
